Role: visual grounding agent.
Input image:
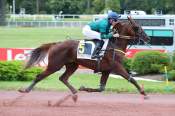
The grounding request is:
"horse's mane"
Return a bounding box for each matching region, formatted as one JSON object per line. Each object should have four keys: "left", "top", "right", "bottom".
{"left": 117, "top": 21, "right": 131, "bottom": 28}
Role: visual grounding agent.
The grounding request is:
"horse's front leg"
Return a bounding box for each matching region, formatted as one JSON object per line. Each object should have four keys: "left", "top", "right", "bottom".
{"left": 112, "top": 63, "right": 148, "bottom": 98}
{"left": 79, "top": 71, "right": 110, "bottom": 92}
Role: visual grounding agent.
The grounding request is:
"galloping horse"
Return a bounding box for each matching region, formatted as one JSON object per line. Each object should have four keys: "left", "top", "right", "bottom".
{"left": 19, "top": 16, "right": 150, "bottom": 99}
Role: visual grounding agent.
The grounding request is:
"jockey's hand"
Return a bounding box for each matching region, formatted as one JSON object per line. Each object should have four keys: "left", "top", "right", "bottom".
{"left": 113, "top": 33, "right": 119, "bottom": 38}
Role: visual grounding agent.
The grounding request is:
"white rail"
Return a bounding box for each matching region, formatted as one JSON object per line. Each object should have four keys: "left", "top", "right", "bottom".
{"left": 6, "top": 21, "right": 89, "bottom": 27}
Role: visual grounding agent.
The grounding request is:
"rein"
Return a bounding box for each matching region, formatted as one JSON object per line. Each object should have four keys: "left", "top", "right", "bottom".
{"left": 118, "top": 35, "right": 135, "bottom": 40}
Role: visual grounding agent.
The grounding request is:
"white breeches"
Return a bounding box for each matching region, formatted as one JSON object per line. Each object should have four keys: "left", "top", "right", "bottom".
{"left": 82, "top": 25, "right": 101, "bottom": 40}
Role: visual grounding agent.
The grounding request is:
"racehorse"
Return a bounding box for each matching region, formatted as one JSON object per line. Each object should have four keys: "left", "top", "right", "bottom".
{"left": 19, "top": 16, "right": 150, "bottom": 100}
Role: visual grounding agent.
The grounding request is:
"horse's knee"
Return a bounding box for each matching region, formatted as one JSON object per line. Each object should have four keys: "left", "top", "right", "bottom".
{"left": 59, "top": 77, "right": 64, "bottom": 82}
{"left": 34, "top": 73, "right": 43, "bottom": 82}
{"left": 128, "top": 76, "right": 136, "bottom": 83}
{"left": 59, "top": 76, "right": 67, "bottom": 83}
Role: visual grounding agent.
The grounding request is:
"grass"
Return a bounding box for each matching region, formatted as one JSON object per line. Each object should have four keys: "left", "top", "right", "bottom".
{"left": 0, "top": 27, "right": 83, "bottom": 48}
{"left": 0, "top": 73, "right": 175, "bottom": 94}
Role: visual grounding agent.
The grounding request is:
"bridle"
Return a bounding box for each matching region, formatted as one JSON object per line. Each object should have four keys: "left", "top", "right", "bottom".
{"left": 112, "top": 23, "right": 137, "bottom": 40}
{"left": 110, "top": 20, "right": 149, "bottom": 55}
{"left": 128, "top": 21, "right": 150, "bottom": 46}
{"left": 113, "top": 20, "right": 150, "bottom": 47}
{"left": 111, "top": 21, "right": 138, "bottom": 54}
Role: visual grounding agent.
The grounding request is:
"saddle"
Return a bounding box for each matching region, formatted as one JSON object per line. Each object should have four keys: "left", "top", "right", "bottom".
{"left": 77, "top": 39, "right": 109, "bottom": 60}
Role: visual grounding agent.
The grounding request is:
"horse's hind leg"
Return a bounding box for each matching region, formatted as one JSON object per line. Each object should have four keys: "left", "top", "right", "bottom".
{"left": 19, "top": 69, "right": 55, "bottom": 93}
{"left": 59, "top": 63, "right": 78, "bottom": 94}
{"left": 79, "top": 71, "right": 110, "bottom": 92}
{"left": 19, "top": 64, "right": 64, "bottom": 93}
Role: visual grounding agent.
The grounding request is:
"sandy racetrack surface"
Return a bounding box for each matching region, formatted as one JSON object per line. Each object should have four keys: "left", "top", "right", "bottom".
{"left": 0, "top": 91, "right": 175, "bottom": 116}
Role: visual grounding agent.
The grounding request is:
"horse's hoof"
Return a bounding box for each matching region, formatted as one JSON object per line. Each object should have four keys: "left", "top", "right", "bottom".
{"left": 144, "top": 95, "right": 149, "bottom": 100}
{"left": 52, "top": 94, "right": 72, "bottom": 107}
{"left": 79, "top": 86, "right": 85, "bottom": 91}
{"left": 18, "top": 89, "right": 29, "bottom": 93}
{"left": 47, "top": 100, "right": 52, "bottom": 107}
{"left": 72, "top": 94, "right": 78, "bottom": 103}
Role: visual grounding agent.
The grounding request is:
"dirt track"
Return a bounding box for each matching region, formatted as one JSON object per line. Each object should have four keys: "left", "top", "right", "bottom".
{"left": 0, "top": 91, "right": 175, "bottom": 116}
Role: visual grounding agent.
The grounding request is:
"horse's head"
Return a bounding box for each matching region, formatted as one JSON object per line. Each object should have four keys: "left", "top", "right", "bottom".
{"left": 112, "top": 16, "right": 150, "bottom": 44}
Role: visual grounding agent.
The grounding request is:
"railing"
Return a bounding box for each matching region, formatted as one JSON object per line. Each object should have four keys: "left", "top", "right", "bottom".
{"left": 8, "top": 14, "right": 93, "bottom": 21}
{"left": 5, "top": 14, "right": 93, "bottom": 27}
{"left": 6, "top": 21, "right": 89, "bottom": 28}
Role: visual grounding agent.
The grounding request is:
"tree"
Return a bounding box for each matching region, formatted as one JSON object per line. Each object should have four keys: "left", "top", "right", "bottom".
{"left": 38, "top": 0, "right": 50, "bottom": 14}
{"left": 20, "top": 0, "right": 36, "bottom": 14}
{"left": 119, "top": 0, "right": 127, "bottom": 14}
{"left": 91, "top": 0, "right": 120, "bottom": 14}
{"left": 124, "top": 0, "right": 149, "bottom": 11}
{"left": 105, "top": 0, "right": 120, "bottom": 12}
{"left": 118, "top": 0, "right": 175, "bottom": 14}
{"left": 162, "top": 0, "right": 175, "bottom": 14}
{"left": 0, "top": 0, "right": 6, "bottom": 25}
{"left": 5, "top": 0, "right": 175, "bottom": 14}
{"left": 91, "top": 0, "right": 105, "bottom": 13}
{"left": 36, "top": 0, "right": 39, "bottom": 14}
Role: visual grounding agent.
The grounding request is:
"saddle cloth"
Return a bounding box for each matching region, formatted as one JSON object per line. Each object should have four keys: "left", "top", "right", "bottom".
{"left": 77, "top": 39, "right": 109, "bottom": 60}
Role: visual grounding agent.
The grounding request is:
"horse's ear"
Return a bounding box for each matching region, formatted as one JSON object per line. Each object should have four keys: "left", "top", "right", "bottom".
{"left": 127, "top": 16, "right": 131, "bottom": 20}
{"left": 127, "top": 16, "right": 136, "bottom": 25}
{"left": 127, "top": 16, "right": 132, "bottom": 23}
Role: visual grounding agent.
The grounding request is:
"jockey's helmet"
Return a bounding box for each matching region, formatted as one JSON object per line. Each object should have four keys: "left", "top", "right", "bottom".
{"left": 108, "top": 12, "right": 121, "bottom": 21}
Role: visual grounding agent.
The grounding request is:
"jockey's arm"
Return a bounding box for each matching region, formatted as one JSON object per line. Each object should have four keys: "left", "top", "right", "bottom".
{"left": 100, "top": 32, "right": 113, "bottom": 39}
{"left": 99, "top": 27, "right": 113, "bottom": 39}
{"left": 99, "top": 20, "right": 115, "bottom": 39}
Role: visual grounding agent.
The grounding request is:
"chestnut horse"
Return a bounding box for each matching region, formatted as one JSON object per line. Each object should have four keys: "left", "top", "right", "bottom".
{"left": 19, "top": 17, "right": 150, "bottom": 99}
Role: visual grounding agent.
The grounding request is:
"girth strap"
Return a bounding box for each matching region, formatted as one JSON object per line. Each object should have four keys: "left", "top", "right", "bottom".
{"left": 114, "top": 49, "right": 125, "bottom": 55}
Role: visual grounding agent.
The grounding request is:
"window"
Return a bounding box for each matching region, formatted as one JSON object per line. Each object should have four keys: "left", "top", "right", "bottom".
{"left": 147, "top": 30, "right": 173, "bottom": 46}
{"left": 149, "top": 36, "right": 173, "bottom": 46}
{"left": 144, "top": 30, "right": 173, "bottom": 37}
{"left": 129, "top": 29, "right": 174, "bottom": 46}
{"left": 119, "top": 19, "right": 165, "bottom": 26}
{"left": 169, "top": 19, "right": 174, "bottom": 25}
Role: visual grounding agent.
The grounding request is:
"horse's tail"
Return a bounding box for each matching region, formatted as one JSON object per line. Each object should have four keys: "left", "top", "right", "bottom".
{"left": 25, "top": 42, "right": 57, "bottom": 69}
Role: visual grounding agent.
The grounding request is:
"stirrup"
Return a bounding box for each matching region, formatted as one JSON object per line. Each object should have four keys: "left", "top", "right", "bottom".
{"left": 91, "top": 55, "right": 98, "bottom": 59}
{"left": 91, "top": 54, "right": 102, "bottom": 59}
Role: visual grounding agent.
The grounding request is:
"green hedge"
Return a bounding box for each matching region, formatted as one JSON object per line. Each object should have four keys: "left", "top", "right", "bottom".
{"left": 122, "top": 57, "right": 132, "bottom": 73}
{"left": 167, "top": 70, "right": 175, "bottom": 81}
{"left": 0, "top": 61, "right": 43, "bottom": 81}
{"left": 131, "top": 51, "right": 170, "bottom": 75}
{"left": 170, "top": 52, "right": 175, "bottom": 70}
{"left": 167, "top": 52, "right": 175, "bottom": 81}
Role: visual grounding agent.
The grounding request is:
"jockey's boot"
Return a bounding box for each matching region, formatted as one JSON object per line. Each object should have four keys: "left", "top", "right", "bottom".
{"left": 91, "top": 40, "right": 104, "bottom": 59}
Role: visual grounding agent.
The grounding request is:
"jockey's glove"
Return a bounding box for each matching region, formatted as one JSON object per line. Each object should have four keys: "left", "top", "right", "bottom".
{"left": 113, "top": 33, "right": 119, "bottom": 38}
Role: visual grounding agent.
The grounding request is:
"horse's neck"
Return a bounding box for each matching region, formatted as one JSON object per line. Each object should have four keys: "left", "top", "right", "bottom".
{"left": 109, "top": 39, "right": 128, "bottom": 52}
{"left": 111, "top": 21, "right": 134, "bottom": 52}
{"left": 112, "top": 22, "right": 129, "bottom": 51}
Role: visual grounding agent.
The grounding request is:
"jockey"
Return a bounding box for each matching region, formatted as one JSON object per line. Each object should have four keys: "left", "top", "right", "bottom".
{"left": 82, "top": 11, "right": 121, "bottom": 59}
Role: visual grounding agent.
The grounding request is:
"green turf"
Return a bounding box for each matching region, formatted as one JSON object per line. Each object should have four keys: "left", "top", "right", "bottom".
{"left": 0, "top": 73, "right": 175, "bottom": 94}
{"left": 0, "top": 27, "right": 83, "bottom": 48}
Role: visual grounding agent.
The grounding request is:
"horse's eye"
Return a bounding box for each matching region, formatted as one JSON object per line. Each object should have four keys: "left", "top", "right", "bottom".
{"left": 134, "top": 27, "right": 139, "bottom": 32}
